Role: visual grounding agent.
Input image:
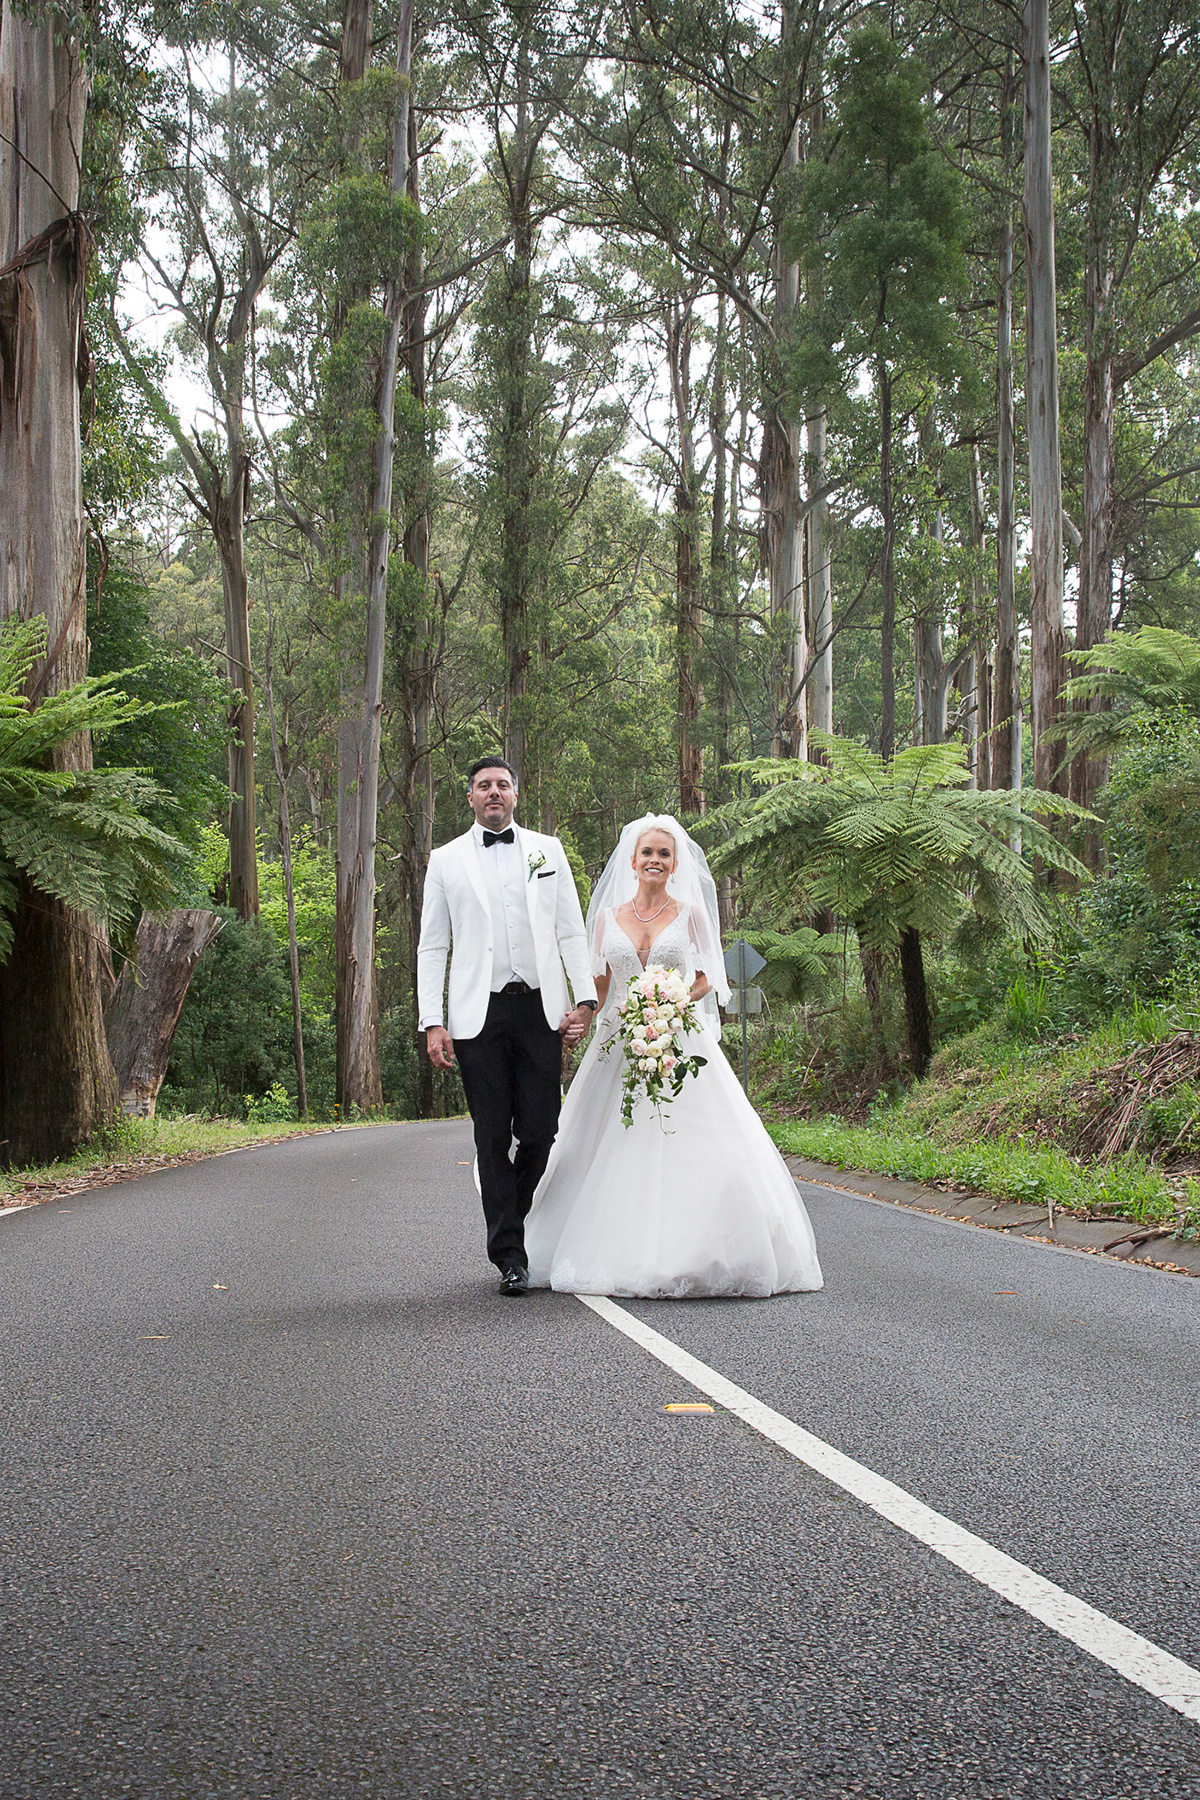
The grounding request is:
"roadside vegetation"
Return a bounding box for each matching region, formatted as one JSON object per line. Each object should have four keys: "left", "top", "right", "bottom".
{"left": 766, "top": 1008, "right": 1200, "bottom": 1232}
{"left": 718, "top": 677, "right": 1200, "bottom": 1235}
{"left": 0, "top": 1112, "right": 388, "bottom": 1209}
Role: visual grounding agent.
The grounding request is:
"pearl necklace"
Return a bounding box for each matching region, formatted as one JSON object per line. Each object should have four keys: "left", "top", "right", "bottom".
{"left": 631, "top": 895, "right": 671, "bottom": 923}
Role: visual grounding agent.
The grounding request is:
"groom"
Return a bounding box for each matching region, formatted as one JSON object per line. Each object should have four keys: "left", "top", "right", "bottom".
{"left": 417, "top": 758, "right": 598, "bottom": 1295}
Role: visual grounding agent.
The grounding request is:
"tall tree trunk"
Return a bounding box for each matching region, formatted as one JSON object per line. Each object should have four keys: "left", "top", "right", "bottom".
{"left": 1074, "top": 21, "right": 1118, "bottom": 828}
{"left": 994, "top": 71, "right": 1021, "bottom": 796}
{"left": 803, "top": 27, "right": 833, "bottom": 749}
{"left": 400, "top": 95, "right": 436, "bottom": 1119}
{"left": 899, "top": 926, "right": 933, "bottom": 1078}
{"left": 0, "top": 8, "right": 116, "bottom": 1165}
{"left": 915, "top": 424, "right": 947, "bottom": 747}
{"left": 1023, "top": 0, "right": 1067, "bottom": 797}
{"left": 263, "top": 631, "right": 307, "bottom": 1119}
{"left": 212, "top": 41, "right": 259, "bottom": 920}
{"left": 333, "top": 0, "right": 375, "bottom": 1108}
{"left": 667, "top": 298, "right": 704, "bottom": 814}
{"left": 806, "top": 404, "right": 834, "bottom": 740}
{"left": 499, "top": 37, "right": 535, "bottom": 784}
{"left": 217, "top": 414, "right": 258, "bottom": 920}
{"left": 918, "top": 617, "right": 947, "bottom": 744}
{"left": 967, "top": 443, "right": 991, "bottom": 789}
{"left": 336, "top": 2, "right": 414, "bottom": 1112}
{"left": 878, "top": 359, "right": 897, "bottom": 760}
{"left": 339, "top": 0, "right": 373, "bottom": 87}
{"left": 766, "top": 0, "right": 806, "bottom": 760}
{"left": 710, "top": 290, "right": 734, "bottom": 929}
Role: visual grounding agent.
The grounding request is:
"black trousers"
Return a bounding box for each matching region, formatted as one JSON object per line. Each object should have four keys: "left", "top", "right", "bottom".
{"left": 454, "top": 987, "right": 563, "bottom": 1270}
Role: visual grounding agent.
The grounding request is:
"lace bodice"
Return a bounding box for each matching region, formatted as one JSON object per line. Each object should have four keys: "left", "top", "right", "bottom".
{"left": 594, "top": 904, "right": 700, "bottom": 1010}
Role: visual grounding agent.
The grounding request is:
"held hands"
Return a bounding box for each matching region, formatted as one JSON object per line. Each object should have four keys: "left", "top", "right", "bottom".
{"left": 558, "top": 1004, "right": 595, "bottom": 1050}
{"left": 425, "top": 1025, "right": 456, "bottom": 1070}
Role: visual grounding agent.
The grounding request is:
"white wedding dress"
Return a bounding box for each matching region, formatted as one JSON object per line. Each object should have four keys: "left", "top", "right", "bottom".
{"left": 525, "top": 905, "right": 823, "bottom": 1298}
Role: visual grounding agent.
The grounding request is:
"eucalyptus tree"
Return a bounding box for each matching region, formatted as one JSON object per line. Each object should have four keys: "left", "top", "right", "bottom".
{"left": 572, "top": 0, "right": 842, "bottom": 760}
{"left": 445, "top": 0, "right": 614, "bottom": 788}
{"left": 333, "top": 1, "right": 417, "bottom": 1111}
{"left": 1056, "top": 0, "right": 1200, "bottom": 811}
{"left": 257, "top": 0, "right": 505, "bottom": 1113}
{"left": 108, "top": 4, "right": 325, "bottom": 918}
{"left": 787, "top": 24, "right": 968, "bottom": 760}
{"left": 0, "top": 2, "right": 120, "bottom": 1158}
{"left": 1020, "top": 0, "right": 1068, "bottom": 797}
{"left": 920, "top": 0, "right": 1026, "bottom": 793}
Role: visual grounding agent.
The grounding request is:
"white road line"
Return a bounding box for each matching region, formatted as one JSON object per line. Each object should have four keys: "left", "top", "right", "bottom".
{"left": 579, "top": 1292, "right": 1200, "bottom": 1727}
{"left": 0, "top": 1204, "right": 31, "bottom": 1220}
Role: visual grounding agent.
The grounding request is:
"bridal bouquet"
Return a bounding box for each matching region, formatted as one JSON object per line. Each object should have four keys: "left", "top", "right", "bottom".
{"left": 604, "top": 964, "right": 707, "bottom": 1129}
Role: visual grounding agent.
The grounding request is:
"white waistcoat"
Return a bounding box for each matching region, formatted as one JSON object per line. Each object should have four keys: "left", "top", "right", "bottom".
{"left": 478, "top": 833, "right": 539, "bottom": 990}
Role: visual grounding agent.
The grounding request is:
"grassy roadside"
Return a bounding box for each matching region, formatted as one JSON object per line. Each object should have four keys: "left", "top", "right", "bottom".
{"left": 0, "top": 1115, "right": 342, "bottom": 1207}
{"left": 766, "top": 1115, "right": 1190, "bottom": 1223}
{"left": 763, "top": 1007, "right": 1200, "bottom": 1236}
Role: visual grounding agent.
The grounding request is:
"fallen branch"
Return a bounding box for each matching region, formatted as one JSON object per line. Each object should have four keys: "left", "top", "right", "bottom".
{"left": 1100, "top": 1225, "right": 1176, "bottom": 1253}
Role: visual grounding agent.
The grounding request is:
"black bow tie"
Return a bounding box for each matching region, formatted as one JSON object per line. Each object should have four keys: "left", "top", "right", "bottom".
{"left": 482, "top": 827, "right": 515, "bottom": 847}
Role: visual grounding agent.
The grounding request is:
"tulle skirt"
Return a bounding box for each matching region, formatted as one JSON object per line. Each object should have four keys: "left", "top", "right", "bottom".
{"left": 525, "top": 1020, "right": 823, "bottom": 1298}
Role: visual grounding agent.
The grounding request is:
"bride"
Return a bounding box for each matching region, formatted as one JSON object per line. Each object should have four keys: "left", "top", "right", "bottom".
{"left": 525, "top": 814, "right": 823, "bottom": 1298}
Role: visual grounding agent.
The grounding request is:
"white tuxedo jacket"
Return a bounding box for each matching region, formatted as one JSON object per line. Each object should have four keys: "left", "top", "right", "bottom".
{"left": 417, "top": 825, "right": 597, "bottom": 1040}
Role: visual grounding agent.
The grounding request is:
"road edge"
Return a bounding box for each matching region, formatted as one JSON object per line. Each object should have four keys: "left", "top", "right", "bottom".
{"left": 784, "top": 1155, "right": 1200, "bottom": 1279}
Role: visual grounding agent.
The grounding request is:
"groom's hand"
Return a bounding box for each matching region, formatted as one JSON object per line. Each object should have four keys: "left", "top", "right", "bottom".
{"left": 558, "top": 1004, "right": 593, "bottom": 1050}
{"left": 425, "top": 1026, "right": 456, "bottom": 1070}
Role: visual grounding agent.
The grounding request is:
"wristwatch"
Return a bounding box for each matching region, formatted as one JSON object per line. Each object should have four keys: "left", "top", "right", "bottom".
{"left": 580, "top": 998, "right": 599, "bottom": 1011}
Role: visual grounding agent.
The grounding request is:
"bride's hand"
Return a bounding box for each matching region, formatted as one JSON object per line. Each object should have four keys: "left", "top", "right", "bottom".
{"left": 559, "top": 1004, "right": 594, "bottom": 1049}
{"left": 691, "top": 975, "right": 711, "bottom": 1002}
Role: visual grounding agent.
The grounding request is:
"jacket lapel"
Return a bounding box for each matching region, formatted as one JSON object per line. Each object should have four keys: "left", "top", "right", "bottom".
{"left": 516, "top": 826, "right": 540, "bottom": 937}
{"left": 457, "top": 829, "right": 489, "bottom": 918}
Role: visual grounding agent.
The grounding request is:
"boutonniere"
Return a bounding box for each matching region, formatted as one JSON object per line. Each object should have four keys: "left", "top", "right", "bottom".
{"left": 527, "top": 850, "right": 548, "bottom": 881}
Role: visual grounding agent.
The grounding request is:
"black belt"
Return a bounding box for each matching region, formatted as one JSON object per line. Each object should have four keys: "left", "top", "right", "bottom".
{"left": 499, "top": 979, "right": 538, "bottom": 995}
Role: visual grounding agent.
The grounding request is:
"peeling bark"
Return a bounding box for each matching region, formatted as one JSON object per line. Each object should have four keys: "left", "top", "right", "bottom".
{"left": 0, "top": 8, "right": 116, "bottom": 1165}
{"left": 994, "top": 60, "right": 1021, "bottom": 797}
{"left": 667, "top": 297, "right": 704, "bottom": 814}
{"left": 1023, "top": 0, "right": 1067, "bottom": 797}
{"left": 104, "top": 912, "right": 222, "bottom": 1118}
{"left": 336, "top": 2, "right": 414, "bottom": 1113}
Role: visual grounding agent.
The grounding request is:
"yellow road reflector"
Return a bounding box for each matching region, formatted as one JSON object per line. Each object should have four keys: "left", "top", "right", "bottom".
{"left": 138, "top": 1335, "right": 170, "bottom": 1341}
{"left": 664, "top": 1402, "right": 714, "bottom": 1414}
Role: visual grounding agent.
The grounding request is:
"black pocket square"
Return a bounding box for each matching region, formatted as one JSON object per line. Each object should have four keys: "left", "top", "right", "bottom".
{"left": 537, "top": 870, "right": 555, "bottom": 879}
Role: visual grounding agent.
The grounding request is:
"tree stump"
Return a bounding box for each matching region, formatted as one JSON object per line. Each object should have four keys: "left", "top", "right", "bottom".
{"left": 104, "top": 912, "right": 222, "bottom": 1118}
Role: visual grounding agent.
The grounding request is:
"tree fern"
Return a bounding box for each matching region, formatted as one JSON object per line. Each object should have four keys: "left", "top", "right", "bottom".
{"left": 0, "top": 617, "right": 187, "bottom": 963}
{"left": 707, "top": 731, "right": 1092, "bottom": 1074}
{"left": 1050, "top": 627, "right": 1200, "bottom": 757}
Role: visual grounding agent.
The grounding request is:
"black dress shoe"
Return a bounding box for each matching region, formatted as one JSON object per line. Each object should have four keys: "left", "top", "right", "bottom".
{"left": 498, "top": 1265, "right": 529, "bottom": 1297}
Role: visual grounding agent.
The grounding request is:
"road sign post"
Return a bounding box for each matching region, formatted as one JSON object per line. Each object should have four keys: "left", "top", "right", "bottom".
{"left": 723, "top": 938, "right": 767, "bottom": 1095}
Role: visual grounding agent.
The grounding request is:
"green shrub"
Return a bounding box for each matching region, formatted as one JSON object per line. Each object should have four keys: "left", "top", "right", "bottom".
{"left": 245, "top": 1081, "right": 294, "bottom": 1123}
{"left": 1003, "top": 972, "right": 1053, "bottom": 1041}
{"left": 164, "top": 913, "right": 292, "bottom": 1115}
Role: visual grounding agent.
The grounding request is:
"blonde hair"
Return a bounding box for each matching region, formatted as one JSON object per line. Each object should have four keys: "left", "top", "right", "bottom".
{"left": 633, "top": 824, "right": 677, "bottom": 860}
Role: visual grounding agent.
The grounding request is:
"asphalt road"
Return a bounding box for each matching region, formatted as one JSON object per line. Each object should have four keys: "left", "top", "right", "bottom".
{"left": 1, "top": 1119, "right": 1197, "bottom": 1800}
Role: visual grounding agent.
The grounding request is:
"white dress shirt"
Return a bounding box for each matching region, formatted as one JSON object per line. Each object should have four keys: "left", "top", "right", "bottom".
{"left": 472, "top": 819, "right": 540, "bottom": 992}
